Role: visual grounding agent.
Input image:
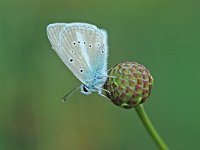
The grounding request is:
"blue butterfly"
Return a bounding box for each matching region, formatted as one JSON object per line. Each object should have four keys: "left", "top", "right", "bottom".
{"left": 47, "top": 23, "right": 109, "bottom": 100}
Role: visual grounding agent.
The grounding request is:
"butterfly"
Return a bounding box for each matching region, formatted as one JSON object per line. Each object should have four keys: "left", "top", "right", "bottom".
{"left": 47, "top": 23, "right": 109, "bottom": 100}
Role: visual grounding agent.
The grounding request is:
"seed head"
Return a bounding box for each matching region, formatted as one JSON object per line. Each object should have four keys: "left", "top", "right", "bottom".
{"left": 104, "top": 62, "right": 153, "bottom": 109}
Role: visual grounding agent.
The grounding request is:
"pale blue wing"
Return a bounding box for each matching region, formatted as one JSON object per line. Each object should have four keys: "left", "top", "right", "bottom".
{"left": 47, "top": 23, "right": 108, "bottom": 86}
{"left": 86, "top": 28, "right": 108, "bottom": 78}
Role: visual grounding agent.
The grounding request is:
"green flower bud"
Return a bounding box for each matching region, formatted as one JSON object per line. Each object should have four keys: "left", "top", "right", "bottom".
{"left": 104, "top": 62, "right": 153, "bottom": 109}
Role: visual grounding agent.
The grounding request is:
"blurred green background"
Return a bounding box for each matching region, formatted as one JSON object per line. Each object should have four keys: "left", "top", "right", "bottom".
{"left": 1, "top": 0, "right": 200, "bottom": 149}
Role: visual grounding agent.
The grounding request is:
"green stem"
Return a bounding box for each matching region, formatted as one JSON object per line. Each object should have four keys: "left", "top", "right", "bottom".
{"left": 135, "top": 104, "right": 169, "bottom": 150}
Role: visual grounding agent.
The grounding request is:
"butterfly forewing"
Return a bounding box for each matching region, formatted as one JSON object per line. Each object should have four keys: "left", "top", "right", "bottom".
{"left": 47, "top": 23, "right": 108, "bottom": 86}
{"left": 47, "top": 23, "right": 65, "bottom": 52}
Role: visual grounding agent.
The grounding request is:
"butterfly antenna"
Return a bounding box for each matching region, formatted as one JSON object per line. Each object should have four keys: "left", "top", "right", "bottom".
{"left": 62, "top": 87, "right": 80, "bottom": 102}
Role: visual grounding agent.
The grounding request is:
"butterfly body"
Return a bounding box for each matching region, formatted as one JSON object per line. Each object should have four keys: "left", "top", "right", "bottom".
{"left": 47, "top": 23, "right": 108, "bottom": 96}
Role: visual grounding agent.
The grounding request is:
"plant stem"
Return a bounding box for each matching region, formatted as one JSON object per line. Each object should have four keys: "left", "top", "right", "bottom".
{"left": 135, "top": 104, "right": 169, "bottom": 150}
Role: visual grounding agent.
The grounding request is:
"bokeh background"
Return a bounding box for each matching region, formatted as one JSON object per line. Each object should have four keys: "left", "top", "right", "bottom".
{"left": 1, "top": 0, "right": 200, "bottom": 149}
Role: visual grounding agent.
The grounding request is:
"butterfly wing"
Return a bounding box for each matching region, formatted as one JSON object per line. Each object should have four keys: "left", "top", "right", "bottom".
{"left": 81, "top": 25, "right": 108, "bottom": 78}
{"left": 47, "top": 23, "right": 108, "bottom": 85}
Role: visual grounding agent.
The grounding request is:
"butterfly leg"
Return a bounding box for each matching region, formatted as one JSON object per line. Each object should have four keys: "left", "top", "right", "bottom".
{"left": 96, "top": 87, "right": 112, "bottom": 101}
{"left": 97, "top": 90, "right": 111, "bottom": 101}
{"left": 101, "top": 88, "right": 111, "bottom": 96}
{"left": 98, "top": 75, "right": 116, "bottom": 79}
{"left": 107, "top": 67, "right": 114, "bottom": 72}
{"left": 107, "top": 75, "right": 116, "bottom": 79}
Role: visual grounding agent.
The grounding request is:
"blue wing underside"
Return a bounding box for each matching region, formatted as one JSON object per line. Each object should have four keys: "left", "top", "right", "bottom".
{"left": 47, "top": 23, "right": 108, "bottom": 93}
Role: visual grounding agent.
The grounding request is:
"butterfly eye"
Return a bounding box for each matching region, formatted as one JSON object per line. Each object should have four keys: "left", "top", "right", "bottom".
{"left": 84, "top": 41, "right": 86, "bottom": 44}
{"left": 71, "top": 50, "right": 74, "bottom": 53}
{"left": 101, "top": 50, "right": 104, "bottom": 53}
{"left": 78, "top": 41, "right": 80, "bottom": 44}
{"left": 83, "top": 86, "right": 89, "bottom": 93}
{"left": 89, "top": 44, "right": 92, "bottom": 48}
{"left": 72, "top": 42, "right": 76, "bottom": 46}
{"left": 80, "top": 69, "right": 83, "bottom": 73}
